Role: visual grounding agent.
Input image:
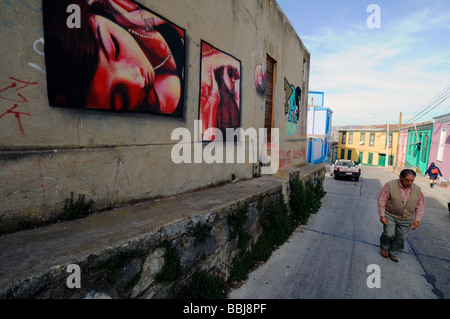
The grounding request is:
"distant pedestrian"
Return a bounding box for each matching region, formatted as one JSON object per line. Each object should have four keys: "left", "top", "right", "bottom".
{"left": 377, "top": 169, "right": 425, "bottom": 262}
{"left": 425, "top": 162, "right": 442, "bottom": 188}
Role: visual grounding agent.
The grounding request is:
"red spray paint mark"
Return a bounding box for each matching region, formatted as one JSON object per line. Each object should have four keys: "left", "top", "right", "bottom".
{"left": 0, "top": 77, "right": 37, "bottom": 135}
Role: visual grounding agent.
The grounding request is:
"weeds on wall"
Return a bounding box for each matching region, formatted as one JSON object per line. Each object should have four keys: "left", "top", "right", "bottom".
{"left": 177, "top": 270, "right": 227, "bottom": 299}
{"left": 289, "top": 178, "right": 326, "bottom": 225}
{"left": 227, "top": 204, "right": 250, "bottom": 249}
{"left": 228, "top": 178, "right": 326, "bottom": 285}
{"left": 228, "top": 196, "right": 291, "bottom": 283}
{"left": 142, "top": 177, "right": 326, "bottom": 298}
{"left": 154, "top": 244, "right": 181, "bottom": 284}
{"left": 193, "top": 222, "right": 211, "bottom": 246}
{"left": 100, "top": 250, "right": 140, "bottom": 286}
{"left": 60, "top": 192, "right": 93, "bottom": 221}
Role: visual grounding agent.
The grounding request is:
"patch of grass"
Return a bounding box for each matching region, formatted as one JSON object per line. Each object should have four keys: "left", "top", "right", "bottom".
{"left": 177, "top": 271, "right": 227, "bottom": 299}
{"left": 289, "top": 178, "right": 326, "bottom": 225}
{"left": 289, "top": 178, "right": 309, "bottom": 225}
{"left": 228, "top": 195, "right": 291, "bottom": 283}
{"left": 193, "top": 222, "right": 210, "bottom": 246}
{"left": 154, "top": 244, "right": 181, "bottom": 285}
{"left": 227, "top": 204, "right": 250, "bottom": 249}
{"left": 100, "top": 250, "right": 140, "bottom": 285}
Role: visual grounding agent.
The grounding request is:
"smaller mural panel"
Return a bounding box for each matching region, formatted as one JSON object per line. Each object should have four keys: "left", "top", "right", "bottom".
{"left": 254, "top": 64, "right": 265, "bottom": 94}
{"left": 43, "top": 0, "right": 185, "bottom": 117}
{"left": 284, "top": 78, "right": 301, "bottom": 136}
{"left": 199, "top": 41, "right": 241, "bottom": 142}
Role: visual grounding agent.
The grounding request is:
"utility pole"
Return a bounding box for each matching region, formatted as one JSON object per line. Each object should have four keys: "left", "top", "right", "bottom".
{"left": 385, "top": 122, "right": 389, "bottom": 168}
{"left": 394, "top": 112, "right": 402, "bottom": 167}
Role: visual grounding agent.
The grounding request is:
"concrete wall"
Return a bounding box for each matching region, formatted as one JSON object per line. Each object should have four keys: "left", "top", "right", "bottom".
{"left": 0, "top": 0, "right": 310, "bottom": 234}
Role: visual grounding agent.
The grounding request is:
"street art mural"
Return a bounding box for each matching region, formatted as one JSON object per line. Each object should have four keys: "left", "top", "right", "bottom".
{"left": 42, "top": 0, "right": 186, "bottom": 117}
{"left": 199, "top": 41, "right": 241, "bottom": 142}
{"left": 254, "top": 64, "right": 265, "bottom": 94}
{"left": 284, "top": 78, "right": 301, "bottom": 136}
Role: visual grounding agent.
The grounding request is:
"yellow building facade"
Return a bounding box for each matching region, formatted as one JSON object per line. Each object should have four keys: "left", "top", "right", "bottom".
{"left": 338, "top": 125, "right": 400, "bottom": 167}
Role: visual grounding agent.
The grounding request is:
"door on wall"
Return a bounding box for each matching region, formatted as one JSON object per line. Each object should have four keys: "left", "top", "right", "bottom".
{"left": 264, "top": 55, "right": 276, "bottom": 144}
{"left": 358, "top": 152, "right": 363, "bottom": 165}
{"left": 388, "top": 155, "right": 395, "bottom": 166}
{"left": 379, "top": 154, "right": 386, "bottom": 167}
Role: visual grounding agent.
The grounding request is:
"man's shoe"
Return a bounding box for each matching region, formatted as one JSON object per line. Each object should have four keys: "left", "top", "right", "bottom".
{"left": 389, "top": 254, "right": 399, "bottom": 262}
{"left": 380, "top": 248, "right": 389, "bottom": 258}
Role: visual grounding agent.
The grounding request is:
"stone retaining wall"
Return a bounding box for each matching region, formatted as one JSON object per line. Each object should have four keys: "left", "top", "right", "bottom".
{"left": 0, "top": 165, "right": 325, "bottom": 299}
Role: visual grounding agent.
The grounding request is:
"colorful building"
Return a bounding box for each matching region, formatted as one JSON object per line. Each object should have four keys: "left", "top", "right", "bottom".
{"left": 338, "top": 125, "right": 401, "bottom": 167}
{"left": 307, "top": 102, "right": 333, "bottom": 164}
{"left": 404, "top": 122, "right": 433, "bottom": 174}
{"left": 429, "top": 113, "right": 450, "bottom": 181}
{"left": 397, "top": 126, "right": 410, "bottom": 167}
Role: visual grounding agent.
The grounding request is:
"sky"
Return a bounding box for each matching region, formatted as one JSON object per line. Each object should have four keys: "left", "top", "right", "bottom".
{"left": 275, "top": 0, "right": 450, "bottom": 126}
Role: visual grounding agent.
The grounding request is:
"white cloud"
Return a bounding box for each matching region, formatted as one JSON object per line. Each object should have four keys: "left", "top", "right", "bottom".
{"left": 304, "top": 6, "right": 450, "bottom": 125}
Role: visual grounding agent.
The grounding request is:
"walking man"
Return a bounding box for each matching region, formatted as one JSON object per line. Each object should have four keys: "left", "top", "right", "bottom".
{"left": 377, "top": 169, "right": 425, "bottom": 262}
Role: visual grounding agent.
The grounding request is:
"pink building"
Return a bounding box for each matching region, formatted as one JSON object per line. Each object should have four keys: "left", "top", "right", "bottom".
{"left": 429, "top": 113, "right": 450, "bottom": 181}
{"left": 397, "top": 128, "right": 409, "bottom": 167}
{"left": 396, "top": 123, "right": 417, "bottom": 167}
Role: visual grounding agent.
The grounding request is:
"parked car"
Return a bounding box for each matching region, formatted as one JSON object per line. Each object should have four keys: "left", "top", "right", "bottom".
{"left": 330, "top": 159, "right": 361, "bottom": 181}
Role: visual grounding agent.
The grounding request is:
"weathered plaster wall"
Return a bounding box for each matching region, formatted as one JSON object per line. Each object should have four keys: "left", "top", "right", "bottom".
{"left": 0, "top": 0, "right": 310, "bottom": 233}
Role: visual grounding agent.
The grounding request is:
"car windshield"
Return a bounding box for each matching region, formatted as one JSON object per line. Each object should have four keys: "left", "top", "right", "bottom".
{"left": 337, "top": 160, "right": 353, "bottom": 166}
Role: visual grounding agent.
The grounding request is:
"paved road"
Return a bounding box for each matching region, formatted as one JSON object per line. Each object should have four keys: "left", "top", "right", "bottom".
{"left": 229, "top": 166, "right": 450, "bottom": 299}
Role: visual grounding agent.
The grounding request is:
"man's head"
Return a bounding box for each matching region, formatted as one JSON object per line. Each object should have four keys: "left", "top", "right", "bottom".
{"left": 399, "top": 169, "right": 416, "bottom": 188}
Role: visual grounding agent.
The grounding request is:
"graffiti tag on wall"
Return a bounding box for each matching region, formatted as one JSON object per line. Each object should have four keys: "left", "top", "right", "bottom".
{"left": 0, "top": 77, "right": 37, "bottom": 135}
{"left": 42, "top": 0, "right": 185, "bottom": 117}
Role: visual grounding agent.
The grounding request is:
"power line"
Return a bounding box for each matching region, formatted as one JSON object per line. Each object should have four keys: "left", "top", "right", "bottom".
{"left": 403, "top": 54, "right": 450, "bottom": 123}
{"left": 405, "top": 84, "right": 450, "bottom": 124}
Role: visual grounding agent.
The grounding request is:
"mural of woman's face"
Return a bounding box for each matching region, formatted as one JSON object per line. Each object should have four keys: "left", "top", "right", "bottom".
{"left": 87, "top": 15, "right": 155, "bottom": 111}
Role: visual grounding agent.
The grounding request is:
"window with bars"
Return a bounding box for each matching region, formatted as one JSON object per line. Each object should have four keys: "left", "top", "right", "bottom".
{"left": 369, "top": 133, "right": 375, "bottom": 146}
{"left": 421, "top": 133, "right": 428, "bottom": 163}
{"left": 360, "top": 133, "right": 365, "bottom": 145}
{"left": 437, "top": 128, "right": 447, "bottom": 161}
{"left": 368, "top": 153, "right": 373, "bottom": 165}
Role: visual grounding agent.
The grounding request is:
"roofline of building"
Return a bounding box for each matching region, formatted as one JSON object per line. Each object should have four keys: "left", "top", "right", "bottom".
{"left": 338, "top": 121, "right": 432, "bottom": 133}
{"left": 432, "top": 112, "right": 450, "bottom": 122}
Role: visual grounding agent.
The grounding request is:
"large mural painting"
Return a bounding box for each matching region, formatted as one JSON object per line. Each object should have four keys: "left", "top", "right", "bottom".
{"left": 284, "top": 78, "right": 301, "bottom": 136}
{"left": 199, "top": 41, "right": 241, "bottom": 142}
{"left": 43, "top": 0, "right": 186, "bottom": 117}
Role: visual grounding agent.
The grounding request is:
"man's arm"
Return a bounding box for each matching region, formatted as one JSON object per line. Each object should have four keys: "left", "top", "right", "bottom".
{"left": 377, "top": 183, "right": 389, "bottom": 225}
{"left": 412, "top": 191, "right": 426, "bottom": 230}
